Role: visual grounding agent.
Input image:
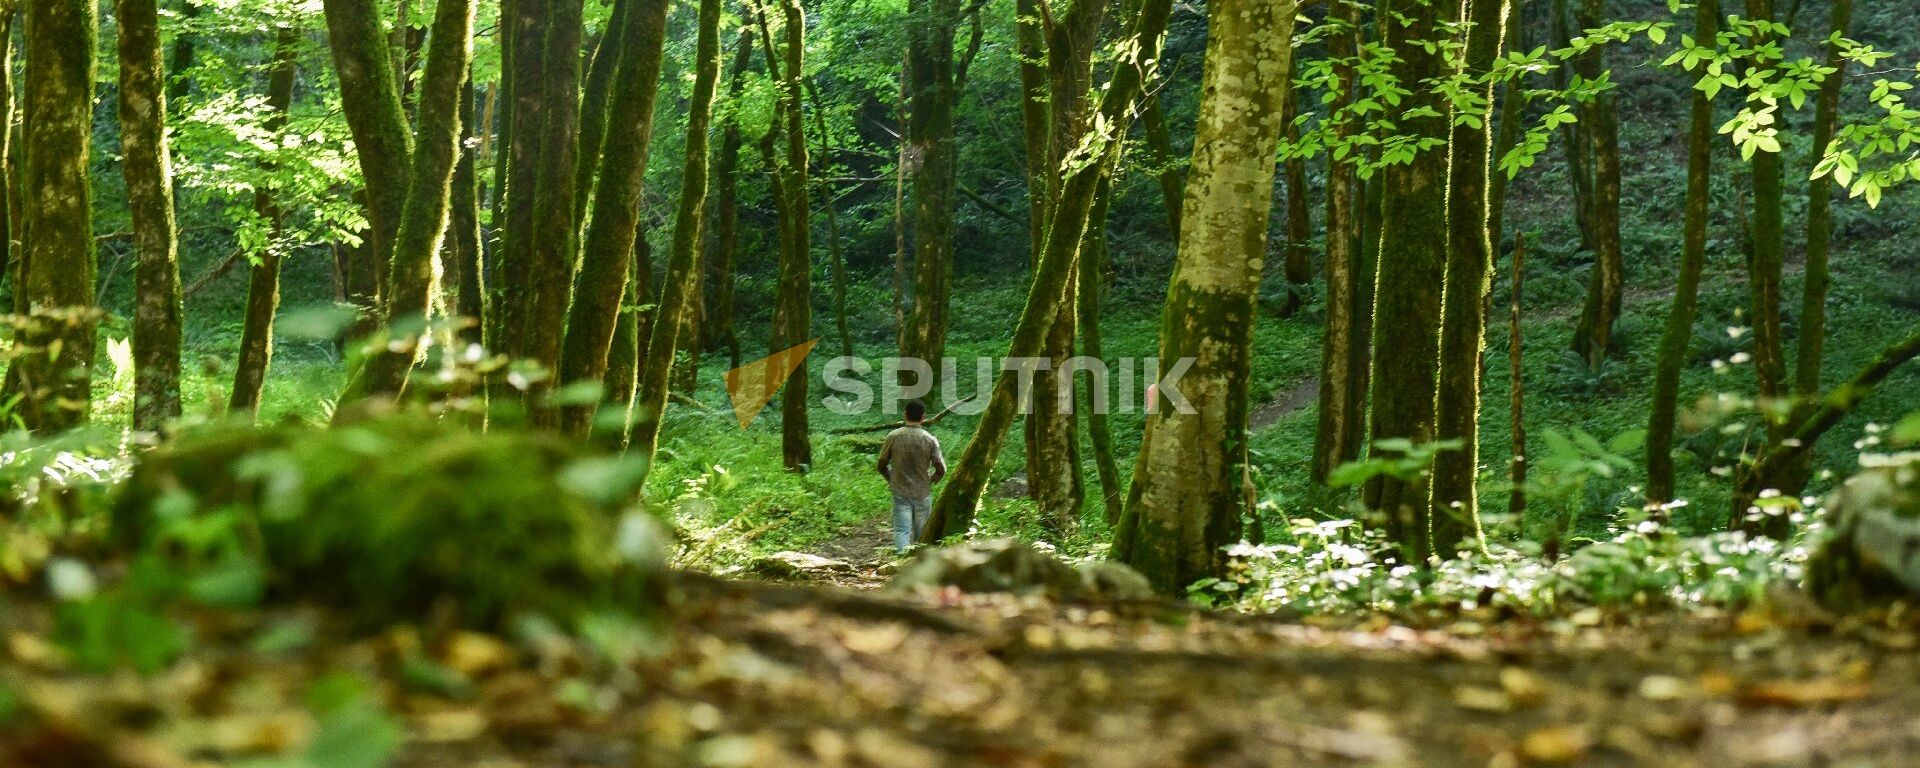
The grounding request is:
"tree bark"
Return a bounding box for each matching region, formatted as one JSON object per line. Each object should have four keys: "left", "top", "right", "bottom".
{"left": 703, "top": 30, "right": 754, "bottom": 372}
{"left": 1079, "top": 173, "right": 1123, "bottom": 526}
{"left": 899, "top": 0, "right": 962, "bottom": 391}
{"left": 628, "top": 0, "right": 721, "bottom": 469}
{"left": 1743, "top": 0, "right": 1788, "bottom": 423}
{"left": 1646, "top": 0, "right": 1718, "bottom": 504}
{"left": 1280, "top": 83, "right": 1311, "bottom": 316}
{"left": 347, "top": 0, "right": 477, "bottom": 400}
{"left": 760, "top": 0, "right": 813, "bottom": 470}
{"left": 1113, "top": 0, "right": 1296, "bottom": 593}
{"left": 448, "top": 78, "right": 486, "bottom": 345}
{"left": 573, "top": 0, "right": 630, "bottom": 232}
{"left": 116, "top": 0, "right": 182, "bottom": 430}
{"left": 1312, "top": 0, "right": 1367, "bottom": 484}
{"left": 806, "top": 81, "right": 853, "bottom": 361}
{"left": 489, "top": 0, "right": 548, "bottom": 358}
{"left": 1362, "top": 0, "right": 1458, "bottom": 564}
{"left": 1431, "top": 0, "right": 1510, "bottom": 552}
{"left": 1508, "top": 234, "right": 1529, "bottom": 518}
{"left": 322, "top": 0, "right": 414, "bottom": 333}
{"left": 1140, "top": 90, "right": 1183, "bottom": 236}
{"left": 1025, "top": 0, "right": 1107, "bottom": 533}
{"left": 1569, "top": 0, "right": 1623, "bottom": 367}
{"left": 923, "top": 0, "right": 1172, "bottom": 542}
{"left": 229, "top": 29, "right": 298, "bottom": 418}
{"left": 555, "top": 0, "right": 669, "bottom": 433}
{"left": 12, "top": 0, "right": 100, "bottom": 431}
{"left": 521, "top": 0, "right": 587, "bottom": 424}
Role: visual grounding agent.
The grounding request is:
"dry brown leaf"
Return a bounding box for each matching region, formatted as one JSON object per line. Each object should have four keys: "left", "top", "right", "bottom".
{"left": 1739, "top": 678, "right": 1872, "bottom": 707}
{"left": 1517, "top": 724, "right": 1591, "bottom": 764}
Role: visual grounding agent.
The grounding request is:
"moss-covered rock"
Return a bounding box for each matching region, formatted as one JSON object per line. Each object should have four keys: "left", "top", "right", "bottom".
{"left": 1806, "top": 452, "right": 1920, "bottom": 609}
{"left": 112, "top": 416, "right": 667, "bottom": 627}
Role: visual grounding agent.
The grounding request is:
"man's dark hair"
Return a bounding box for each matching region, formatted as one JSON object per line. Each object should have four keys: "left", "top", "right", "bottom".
{"left": 904, "top": 399, "right": 927, "bottom": 421}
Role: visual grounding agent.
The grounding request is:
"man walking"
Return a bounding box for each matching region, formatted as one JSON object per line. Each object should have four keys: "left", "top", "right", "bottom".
{"left": 877, "top": 400, "right": 946, "bottom": 553}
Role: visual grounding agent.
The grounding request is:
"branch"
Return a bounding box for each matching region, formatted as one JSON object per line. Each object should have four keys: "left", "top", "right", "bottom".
{"left": 957, "top": 185, "right": 1022, "bottom": 225}
{"left": 1744, "top": 327, "right": 1920, "bottom": 490}
{"left": 830, "top": 393, "right": 980, "bottom": 434}
{"left": 183, "top": 248, "right": 247, "bottom": 298}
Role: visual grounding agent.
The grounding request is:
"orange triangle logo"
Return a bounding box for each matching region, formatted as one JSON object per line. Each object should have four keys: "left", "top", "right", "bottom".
{"left": 723, "top": 338, "right": 818, "bottom": 429}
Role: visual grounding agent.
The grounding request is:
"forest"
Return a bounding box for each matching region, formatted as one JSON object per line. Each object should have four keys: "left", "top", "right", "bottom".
{"left": 1, "top": 0, "right": 1919, "bottom": 761}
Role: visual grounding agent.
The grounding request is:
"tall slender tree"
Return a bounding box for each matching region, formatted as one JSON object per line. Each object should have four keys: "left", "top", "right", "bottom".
{"left": 898, "top": 0, "right": 964, "bottom": 388}
{"left": 1743, "top": 0, "right": 1788, "bottom": 423}
{"left": 1645, "top": 0, "right": 1718, "bottom": 504}
{"left": 117, "top": 0, "right": 183, "bottom": 429}
{"left": 1312, "top": 0, "right": 1369, "bottom": 484}
{"left": 230, "top": 29, "right": 299, "bottom": 417}
{"left": 349, "top": 0, "right": 478, "bottom": 398}
{"left": 1569, "top": 0, "right": 1624, "bottom": 367}
{"left": 12, "top": 0, "right": 100, "bottom": 430}
{"left": 759, "top": 0, "right": 813, "bottom": 470}
{"left": 321, "top": 0, "right": 414, "bottom": 332}
{"left": 923, "top": 0, "right": 1173, "bottom": 542}
{"left": 1362, "top": 0, "right": 1459, "bottom": 563}
{"left": 703, "top": 31, "right": 755, "bottom": 371}
{"left": 1431, "top": 0, "right": 1510, "bottom": 549}
{"left": 630, "top": 0, "right": 722, "bottom": 467}
{"left": 1115, "top": 0, "right": 1297, "bottom": 591}
{"left": 521, "top": 0, "right": 588, "bottom": 422}
{"left": 556, "top": 0, "right": 670, "bottom": 433}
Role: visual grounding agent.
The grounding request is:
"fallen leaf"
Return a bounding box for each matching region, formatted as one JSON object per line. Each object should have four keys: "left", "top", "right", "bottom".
{"left": 1739, "top": 678, "right": 1871, "bottom": 707}
{"left": 1518, "top": 725, "right": 1590, "bottom": 764}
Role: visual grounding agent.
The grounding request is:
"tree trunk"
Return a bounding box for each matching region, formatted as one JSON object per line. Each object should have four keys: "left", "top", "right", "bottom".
{"left": 1113, "top": 0, "right": 1296, "bottom": 593}
{"left": 116, "top": 0, "right": 181, "bottom": 430}
{"left": 1312, "top": 0, "right": 1367, "bottom": 484}
{"left": 1569, "top": 0, "right": 1623, "bottom": 367}
{"left": 555, "top": 0, "right": 669, "bottom": 433}
{"left": 322, "top": 0, "right": 414, "bottom": 333}
{"left": 761, "top": 0, "right": 812, "bottom": 470}
{"left": 603, "top": 234, "right": 651, "bottom": 424}
{"left": 806, "top": 82, "right": 854, "bottom": 361}
{"left": 229, "top": 30, "right": 298, "bottom": 418}
{"left": 899, "top": 0, "right": 962, "bottom": 391}
{"left": 703, "top": 31, "right": 754, "bottom": 372}
{"left": 1280, "top": 83, "right": 1311, "bottom": 316}
{"left": 521, "top": 0, "right": 587, "bottom": 424}
{"left": 1430, "top": 0, "right": 1509, "bottom": 553}
{"left": 1782, "top": 0, "right": 1853, "bottom": 494}
{"left": 0, "top": 9, "right": 14, "bottom": 348}
{"left": 1744, "top": 0, "right": 1788, "bottom": 423}
{"left": 1362, "top": 0, "right": 1457, "bottom": 564}
{"left": 923, "top": 0, "right": 1172, "bottom": 543}
{"left": 1140, "top": 91, "right": 1183, "bottom": 236}
{"left": 166, "top": 0, "right": 197, "bottom": 105}
{"left": 1550, "top": 0, "right": 1595, "bottom": 253}
{"left": 448, "top": 78, "right": 486, "bottom": 345}
{"left": 1079, "top": 173, "right": 1123, "bottom": 526}
{"left": 347, "top": 0, "right": 478, "bottom": 400}
{"left": 628, "top": 0, "right": 721, "bottom": 470}
{"left": 573, "top": 0, "right": 630, "bottom": 232}
{"left": 489, "top": 0, "right": 548, "bottom": 359}
{"left": 12, "top": 0, "right": 100, "bottom": 431}
{"left": 1508, "top": 234, "right": 1529, "bottom": 518}
{"left": 1646, "top": 0, "right": 1718, "bottom": 504}
{"left": 1025, "top": 0, "right": 1106, "bottom": 534}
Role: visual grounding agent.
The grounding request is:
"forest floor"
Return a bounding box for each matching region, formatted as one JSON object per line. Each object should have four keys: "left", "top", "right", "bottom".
{"left": 8, "top": 523, "right": 1917, "bottom": 768}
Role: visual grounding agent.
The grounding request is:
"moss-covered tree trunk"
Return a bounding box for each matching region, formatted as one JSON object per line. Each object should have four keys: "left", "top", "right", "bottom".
{"left": 1362, "top": 0, "right": 1456, "bottom": 564}
{"left": 1140, "top": 91, "right": 1183, "bottom": 237}
{"left": 1280, "top": 83, "right": 1311, "bottom": 316}
{"left": 628, "top": 0, "right": 720, "bottom": 468}
{"left": 1777, "top": 0, "right": 1854, "bottom": 496}
{"left": 11, "top": 0, "right": 99, "bottom": 431}
{"left": 229, "top": 29, "right": 298, "bottom": 418}
{"left": 1743, "top": 0, "right": 1787, "bottom": 425}
{"left": 1569, "top": 0, "right": 1623, "bottom": 367}
{"left": 1645, "top": 0, "right": 1717, "bottom": 504}
{"left": 448, "top": 78, "right": 486, "bottom": 345}
{"left": 322, "top": 0, "right": 414, "bottom": 334}
{"left": 1025, "top": 0, "right": 1106, "bottom": 534}
{"left": 1312, "top": 0, "right": 1368, "bottom": 484}
{"left": 1430, "top": 0, "right": 1509, "bottom": 552}
{"left": 116, "top": 0, "right": 181, "bottom": 430}
{"left": 572, "top": 0, "right": 629, "bottom": 232}
{"left": 703, "top": 30, "right": 754, "bottom": 372}
{"left": 603, "top": 234, "right": 651, "bottom": 424}
{"left": 1550, "top": 0, "right": 1595, "bottom": 253}
{"left": 1079, "top": 173, "right": 1123, "bottom": 526}
{"left": 764, "top": 0, "right": 812, "bottom": 470}
{"left": 898, "top": 0, "right": 961, "bottom": 390}
{"left": 922, "top": 0, "right": 1171, "bottom": 543}
{"left": 555, "top": 0, "right": 668, "bottom": 434}
{"left": 1112, "top": 0, "right": 1296, "bottom": 592}
{"left": 489, "top": 0, "right": 544, "bottom": 358}
{"left": 1507, "top": 234, "right": 1528, "bottom": 517}
{"left": 521, "top": 0, "right": 586, "bottom": 424}
{"left": 0, "top": 9, "right": 14, "bottom": 342}
{"left": 349, "top": 0, "right": 477, "bottom": 399}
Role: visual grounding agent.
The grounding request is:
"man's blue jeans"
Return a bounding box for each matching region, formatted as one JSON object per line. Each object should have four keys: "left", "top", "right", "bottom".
{"left": 892, "top": 494, "right": 932, "bottom": 552}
